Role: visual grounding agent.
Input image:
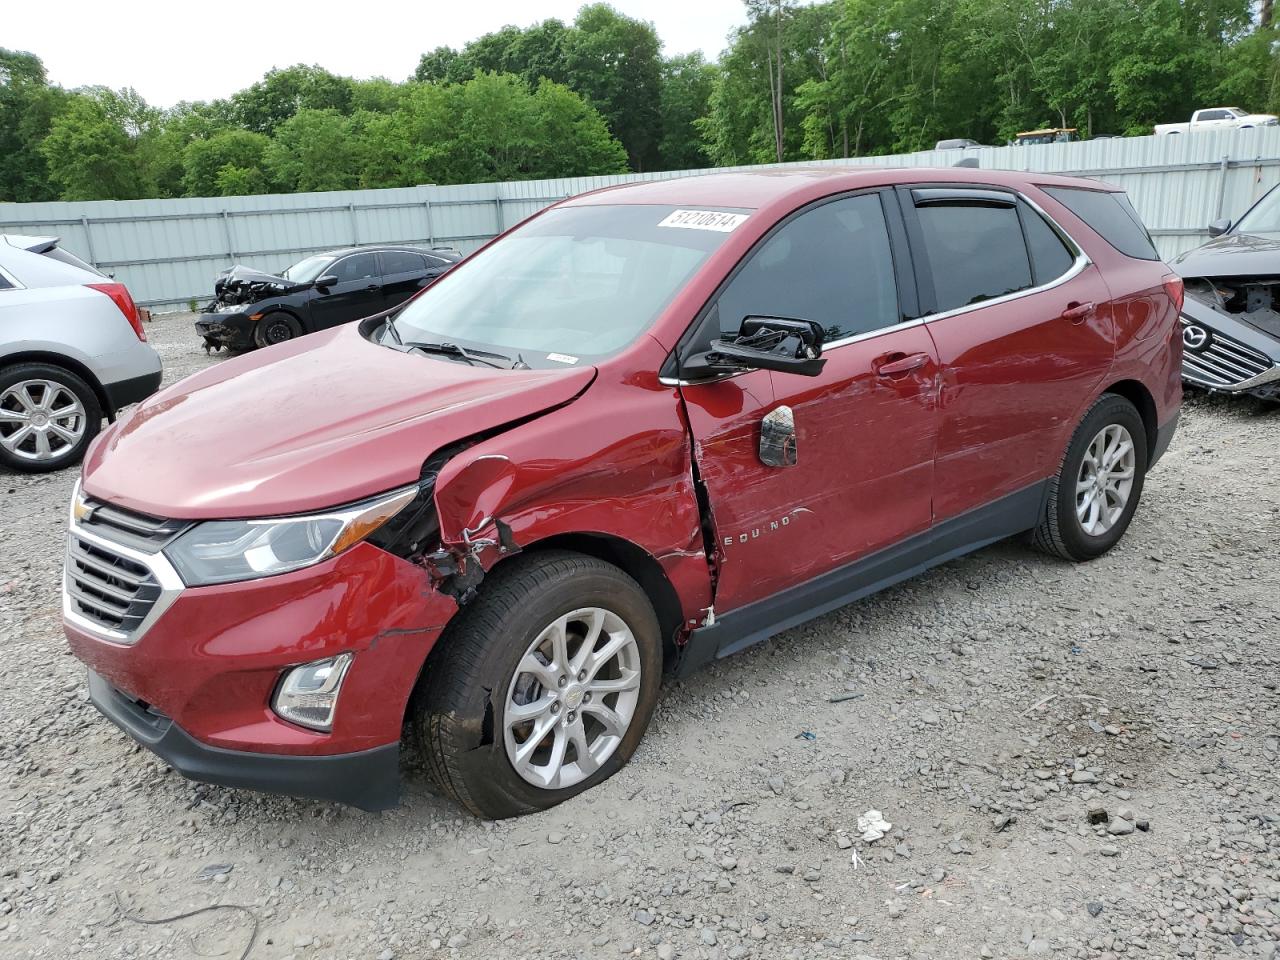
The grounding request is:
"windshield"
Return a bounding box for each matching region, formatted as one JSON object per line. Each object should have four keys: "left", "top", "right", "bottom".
{"left": 1232, "top": 186, "right": 1280, "bottom": 239}
{"left": 387, "top": 204, "right": 745, "bottom": 368}
{"left": 282, "top": 254, "right": 334, "bottom": 283}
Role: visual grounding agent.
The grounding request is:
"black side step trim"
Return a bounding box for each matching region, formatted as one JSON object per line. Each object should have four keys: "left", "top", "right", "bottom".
{"left": 673, "top": 481, "right": 1048, "bottom": 678}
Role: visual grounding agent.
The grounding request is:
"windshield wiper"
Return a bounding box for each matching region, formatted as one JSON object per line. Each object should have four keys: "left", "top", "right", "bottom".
{"left": 403, "top": 341, "right": 512, "bottom": 369}
{"left": 383, "top": 313, "right": 404, "bottom": 346}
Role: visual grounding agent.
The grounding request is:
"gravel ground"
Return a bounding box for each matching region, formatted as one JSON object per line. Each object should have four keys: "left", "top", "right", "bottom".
{"left": 2, "top": 313, "right": 1278, "bottom": 960}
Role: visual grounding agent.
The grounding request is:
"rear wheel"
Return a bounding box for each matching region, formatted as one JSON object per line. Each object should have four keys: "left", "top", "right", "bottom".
{"left": 1032, "top": 394, "right": 1148, "bottom": 561}
{"left": 415, "top": 551, "right": 662, "bottom": 819}
{"left": 0, "top": 363, "right": 101, "bottom": 473}
{"left": 253, "top": 312, "right": 302, "bottom": 348}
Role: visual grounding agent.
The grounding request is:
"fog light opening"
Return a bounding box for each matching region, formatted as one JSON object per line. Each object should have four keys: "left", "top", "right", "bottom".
{"left": 272, "top": 654, "right": 353, "bottom": 732}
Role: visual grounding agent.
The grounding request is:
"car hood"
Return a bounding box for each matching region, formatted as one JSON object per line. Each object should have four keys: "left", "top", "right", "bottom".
{"left": 1172, "top": 232, "right": 1280, "bottom": 279}
{"left": 82, "top": 324, "right": 597, "bottom": 519}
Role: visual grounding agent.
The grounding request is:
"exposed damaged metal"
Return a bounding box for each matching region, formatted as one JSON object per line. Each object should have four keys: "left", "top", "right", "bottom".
{"left": 208, "top": 265, "right": 300, "bottom": 308}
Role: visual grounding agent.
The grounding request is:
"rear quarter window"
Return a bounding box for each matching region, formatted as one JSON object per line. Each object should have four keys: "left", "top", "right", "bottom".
{"left": 1042, "top": 187, "right": 1159, "bottom": 261}
{"left": 42, "top": 246, "right": 106, "bottom": 277}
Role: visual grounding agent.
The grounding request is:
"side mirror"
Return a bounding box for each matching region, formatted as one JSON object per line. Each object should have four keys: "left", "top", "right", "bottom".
{"left": 685, "top": 316, "right": 827, "bottom": 379}
{"left": 1207, "top": 218, "right": 1231, "bottom": 238}
{"left": 315, "top": 274, "right": 339, "bottom": 288}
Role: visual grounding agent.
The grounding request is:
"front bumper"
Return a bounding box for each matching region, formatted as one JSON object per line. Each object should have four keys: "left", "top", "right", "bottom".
{"left": 195, "top": 312, "right": 253, "bottom": 350}
{"left": 88, "top": 670, "right": 401, "bottom": 810}
{"left": 64, "top": 528, "right": 458, "bottom": 808}
{"left": 1179, "top": 299, "right": 1280, "bottom": 400}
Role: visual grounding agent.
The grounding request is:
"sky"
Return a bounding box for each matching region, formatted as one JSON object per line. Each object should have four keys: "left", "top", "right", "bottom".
{"left": 6, "top": 0, "right": 752, "bottom": 108}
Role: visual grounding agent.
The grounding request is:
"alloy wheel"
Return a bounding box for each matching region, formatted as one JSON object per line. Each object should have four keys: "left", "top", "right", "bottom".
{"left": 1075, "top": 423, "right": 1136, "bottom": 536}
{"left": 0, "top": 379, "right": 87, "bottom": 462}
{"left": 503, "top": 607, "right": 642, "bottom": 789}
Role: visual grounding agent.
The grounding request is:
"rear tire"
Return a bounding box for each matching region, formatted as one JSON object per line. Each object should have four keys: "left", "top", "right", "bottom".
{"left": 415, "top": 550, "right": 662, "bottom": 819}
{"left": 0, "top": 363, "right": 102, "bottom": 473}
{"left": 1032, "top": 393, "right": 1148, "bottom": 562}
{"left": 253, "top": 312, "right": 302, "bottom": 348}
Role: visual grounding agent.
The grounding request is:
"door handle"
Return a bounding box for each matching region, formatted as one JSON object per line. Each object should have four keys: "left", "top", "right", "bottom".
{"left": 874, "top": 351, "right": 930, "bottom": 378}
{"left": 1061, "top": 301, "right": 1094, "bottom": 324}
{"left": 365, "top": 283, "right": 380, "bottom": 291}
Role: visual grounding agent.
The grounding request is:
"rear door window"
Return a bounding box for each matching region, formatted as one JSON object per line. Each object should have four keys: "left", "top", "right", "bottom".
{"left": 912, "top": 196, "right": 1033, "bottom": 313}
{"left": 712, "top": 193, "right": 900, "bottom": 342}
{"left": 1041, "top": 187, "right": 1159, "bottom": 260}
{"left": 379, "top": 250, "right": 426, "bottom": 276}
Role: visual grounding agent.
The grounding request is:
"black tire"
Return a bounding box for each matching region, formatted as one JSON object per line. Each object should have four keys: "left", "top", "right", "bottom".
{"left": 0, "top": 362, "right": 102, "bottom": 474}
{"left": 253, "top": 312, "right": 302, "bottom": 349}
{"left": 415, "top": 550, "right": 663, "bottom": 819}
{"left": 1032, "top": 393, "right": 1148, "bottom": 562}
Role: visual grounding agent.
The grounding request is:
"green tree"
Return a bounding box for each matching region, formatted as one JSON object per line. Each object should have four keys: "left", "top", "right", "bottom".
{"left": 564, "top": 4, "right": 662, "bottom": 170}
{"left": 389, "top": 72, "right": 626, "bottom": 185}
{"left": 146, "top": 100, "right": 235, "bottom": 197}
{"left": 0, "top": 49, "right": 68, "bottom": 202}
{"left": 214, "top": 164, "right": 271, "bottom": 196}
{"left": 41, "top": 87, "right": 158, "bottom": 200}
{"left": 659, "top": 53, "right": 716, "bottom": 169}
{"left": 231, "top": 65, "right": 354, "bottom": 134}
{"left": 263, "top": 108, "right": 360, "bottom": 191}
{"left": 415, "top": 46, "right": 468, "bottom": 84}
{"left": 183, "top": 129, "right": 272, "bottom": 195}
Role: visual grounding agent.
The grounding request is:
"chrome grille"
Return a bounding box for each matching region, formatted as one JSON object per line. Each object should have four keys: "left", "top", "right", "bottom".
{"left": 1180, "top": 316, "right": 1274, "bottom": 388}
{"left": 65, "top": 535, "right": 162, "bottom": 634}
{"left": 63, "top": 483, "right": 184, "bottom": 645}
{"left": 78, "top": 496, "right": 188, "bottom": 552}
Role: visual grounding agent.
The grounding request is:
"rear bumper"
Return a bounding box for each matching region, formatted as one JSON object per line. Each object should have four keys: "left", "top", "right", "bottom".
{"left": 103, "top": 369, "right": 162, "bottom": 416}
{"left": 1149, "top": 410, "right": 1179, "bottom": 469}
{"left": 87, "top": 670, "right": 400, "bottom": 810}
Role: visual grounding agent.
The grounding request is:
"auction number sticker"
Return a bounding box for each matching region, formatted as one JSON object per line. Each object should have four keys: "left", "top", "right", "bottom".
{"left": 658, "top": 209, "right": 749, "bottom": 232}
{"left": 546, "top": 353, "right": 579, "bottom": 364}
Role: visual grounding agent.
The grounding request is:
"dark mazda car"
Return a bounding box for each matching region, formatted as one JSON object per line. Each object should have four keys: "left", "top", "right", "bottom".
{"left": 1173, "top": 184, "right": 1280, "bottom": 401}
{"left": 196, "top": 245, "right": 461, "bottom": 351}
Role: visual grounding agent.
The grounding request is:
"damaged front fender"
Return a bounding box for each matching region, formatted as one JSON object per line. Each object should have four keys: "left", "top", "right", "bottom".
{"left": 423, "top": 454, "right": 523, "bottom": 603}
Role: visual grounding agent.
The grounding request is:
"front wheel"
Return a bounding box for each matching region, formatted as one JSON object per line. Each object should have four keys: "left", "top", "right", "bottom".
{"left": 1032, "top": 394, "right": 1149, "bottom": 562}
{"left": 253, "top": 312, "right": 302, "bottom": 348}
{"left": 415, "top": 551, "right": 663, "bottom": 819}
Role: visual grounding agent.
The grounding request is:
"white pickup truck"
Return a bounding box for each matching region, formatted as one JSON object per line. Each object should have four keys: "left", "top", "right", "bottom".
{"left": 1154, "top": 107, "right": 1278, "bottom": 135}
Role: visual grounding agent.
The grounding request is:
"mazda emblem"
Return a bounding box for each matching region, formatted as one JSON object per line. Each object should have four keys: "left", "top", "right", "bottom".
{"left": 1182, "top": 324, "right": 1210, "bottom": 351}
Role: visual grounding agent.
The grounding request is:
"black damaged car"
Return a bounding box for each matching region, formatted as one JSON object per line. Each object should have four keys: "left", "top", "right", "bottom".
{"left": 1173, "top": 185, "right": 1280, "bottom": 401}
{"left": 196, "top": 245, "right": 461, "bottom": 351}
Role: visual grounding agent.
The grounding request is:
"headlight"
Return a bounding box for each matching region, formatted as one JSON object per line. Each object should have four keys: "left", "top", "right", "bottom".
{"left": 164, "top": 486, "right": 417, "bottom": 586}
{"left": 273, "top": 654, "right": 353, "bottom": 731}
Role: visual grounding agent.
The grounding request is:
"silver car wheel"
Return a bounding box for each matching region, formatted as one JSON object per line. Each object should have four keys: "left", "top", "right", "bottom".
{"left": 503, "top": 606, "right": 642, "bottom": 790}
{"left": 1075, "top": 423, "right": 1135, "bottom": 536}
{"left": 0, "top": 379, "right": 87, "bottom": 462}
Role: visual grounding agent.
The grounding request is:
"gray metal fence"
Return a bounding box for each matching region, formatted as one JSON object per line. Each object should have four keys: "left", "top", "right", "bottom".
{"left": 2, "top": 128, "right": 1278, "bottom": 312}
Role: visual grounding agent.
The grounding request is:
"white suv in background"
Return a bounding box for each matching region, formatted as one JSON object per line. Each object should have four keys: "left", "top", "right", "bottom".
{"left": 0, "top": 235, "right": 162, "bottom": 473}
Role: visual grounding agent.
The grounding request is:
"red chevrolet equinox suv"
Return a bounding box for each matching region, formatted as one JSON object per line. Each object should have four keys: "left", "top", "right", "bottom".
{"left": 63, "top": 168, "right": 1182, "bottom": 818}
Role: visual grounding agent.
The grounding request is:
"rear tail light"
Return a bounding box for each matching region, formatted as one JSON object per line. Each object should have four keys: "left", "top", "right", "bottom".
{"left": 1162, "top": 274, "right": 1185, "bottom": 313}
{"left": 87, "top": 282, "right": 146, "bottom": 342}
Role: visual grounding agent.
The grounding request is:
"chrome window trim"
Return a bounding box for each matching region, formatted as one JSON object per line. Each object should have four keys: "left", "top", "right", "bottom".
{"left": 660, "top": 188, "right": 1091, "bottom": 387}
{"left": 62, "top": 483, "right": 183, "bottom": 646}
